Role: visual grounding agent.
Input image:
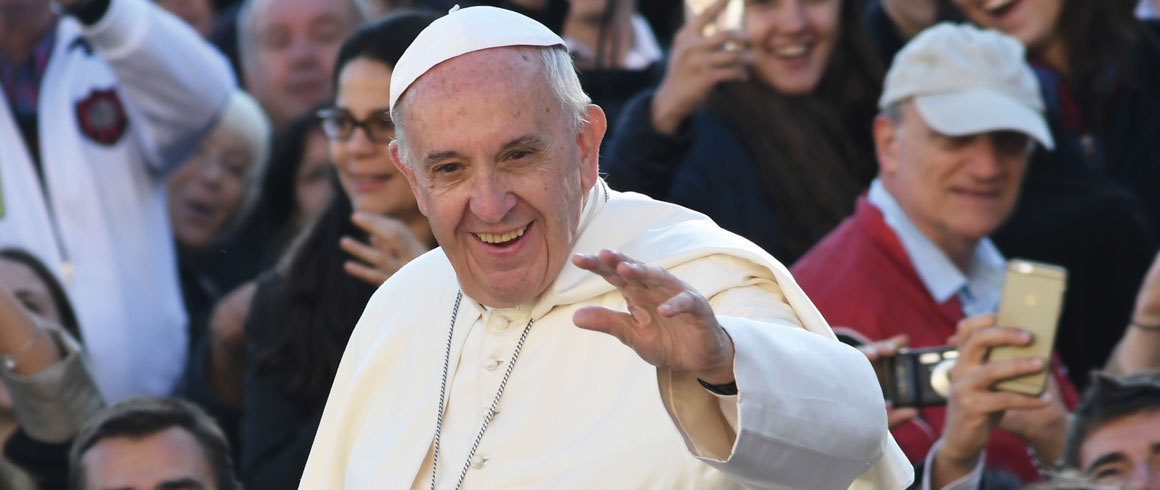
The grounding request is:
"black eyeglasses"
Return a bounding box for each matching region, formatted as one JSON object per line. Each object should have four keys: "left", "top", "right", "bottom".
{"left": 316, "top": 107, "right": 395, "bottom": 143}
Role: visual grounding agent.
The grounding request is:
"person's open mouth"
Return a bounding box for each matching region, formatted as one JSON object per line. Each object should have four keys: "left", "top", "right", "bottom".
{"left": 982, "top": 0, "right": 1021, "bottom": 18}
{"left": 474, "top": 224, "right": 529, "bottom": 248}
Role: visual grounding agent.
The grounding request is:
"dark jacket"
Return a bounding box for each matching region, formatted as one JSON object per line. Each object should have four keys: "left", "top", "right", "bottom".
{"left": 602, "top": 92, "right": 791, "bottom": 260}
{"left": 239, "top": 270, "right": 322, "bottom": 490}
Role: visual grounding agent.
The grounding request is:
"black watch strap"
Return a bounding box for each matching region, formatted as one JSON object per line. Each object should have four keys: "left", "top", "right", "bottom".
{"left": 697, "top": 378, "right": 738, "bottom": 396}
{"left": 59, "top": 0, "right": 112, "bottom": 25}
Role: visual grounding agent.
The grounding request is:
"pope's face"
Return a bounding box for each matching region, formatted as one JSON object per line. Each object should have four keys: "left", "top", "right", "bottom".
{"left": 393, "top": 48, "right": 604, "bottom": 308}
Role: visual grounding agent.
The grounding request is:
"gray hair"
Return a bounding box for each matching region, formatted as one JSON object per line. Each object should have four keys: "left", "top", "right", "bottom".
{"left": 880, "top": 101, "right": 905, "bottom": 124}
{"left": 391, "top": 46, "right": 591, "bottom": 169}
{"left": 236, "top": 0, "right": 367, "bottom": 76}
{"left": 216, "top": 90, "right": 272, "bottom": 232}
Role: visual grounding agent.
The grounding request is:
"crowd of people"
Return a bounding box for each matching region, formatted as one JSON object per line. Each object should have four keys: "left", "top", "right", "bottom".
{"left": 0, "top": 0, "right": 1159, "bottom": 488}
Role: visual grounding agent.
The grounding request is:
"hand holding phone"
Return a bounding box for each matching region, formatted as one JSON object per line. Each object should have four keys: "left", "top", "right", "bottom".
{"left": 684, "top": 0, "right": 745, "bottom": 37}
{"left": 990, "top": 260, "right": 1067, "bottom": 396}
{"left": 933, "top": 314, "right": 1055, "bottom": 487}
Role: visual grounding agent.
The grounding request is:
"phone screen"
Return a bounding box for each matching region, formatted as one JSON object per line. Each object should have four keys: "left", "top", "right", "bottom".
{"left": 684, "top": 0, "right": 745, "bottom": 36}
{"left": 990, "top": 260, "right": 1067, "bottom": 396}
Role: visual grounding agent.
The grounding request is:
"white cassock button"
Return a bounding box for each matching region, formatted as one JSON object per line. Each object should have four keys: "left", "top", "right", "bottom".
{"left": 494, "top": 317, "right": 510, "bottom": 330}
{"left": 484, "top": 357, "right": 502, "bottom": 371}
{"left": 471, "top": 455, "right": 487, "bottom": 469}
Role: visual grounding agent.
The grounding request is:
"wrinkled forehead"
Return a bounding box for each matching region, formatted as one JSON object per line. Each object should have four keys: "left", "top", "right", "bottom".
{"left": 251, "top": 0, "right": 356, "bottom": 31}
{"left": 399, "top": 47, "right": 546, "bottom": 113}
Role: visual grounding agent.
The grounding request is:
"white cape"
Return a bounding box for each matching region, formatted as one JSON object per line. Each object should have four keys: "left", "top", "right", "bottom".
{"left": 301, "top": 182, "right": 913, "bottom": 489}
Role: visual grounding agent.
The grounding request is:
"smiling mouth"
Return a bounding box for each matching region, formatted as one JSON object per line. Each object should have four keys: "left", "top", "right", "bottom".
{"left": 773, "top": 43, "right": 811, "bottom": 58}
{"left": 475, "top": 225, "right": 528, "bottom": 247}
{"left": 983, "top": 0, "right": 1020, "bottom": 16}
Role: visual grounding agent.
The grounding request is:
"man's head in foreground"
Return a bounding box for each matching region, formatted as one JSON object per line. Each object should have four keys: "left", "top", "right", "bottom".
{"left": 1062, "top": 371, "right": 1160, "bottom": 489}
{"left": 388, "top": 7, "right": 607, "bottom": 308}
{"left": 873, "top": 23, "right": 1053, "bottom": 261}
{"left": 70, "top": 397, "right": 238, "bottom": 490}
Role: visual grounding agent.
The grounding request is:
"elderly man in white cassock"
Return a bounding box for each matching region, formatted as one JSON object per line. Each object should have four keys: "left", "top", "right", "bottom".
{"left": 300, "top": 6, "right": 913, "bottom": 490}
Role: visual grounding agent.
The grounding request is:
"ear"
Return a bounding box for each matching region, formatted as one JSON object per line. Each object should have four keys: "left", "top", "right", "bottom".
{"left": 576, "top": 104, "right": 607, "bottom": 191}
{"left": 873, "top": 114, "right": 899, "bottom": 177}
{"left": 390, "top": 140, "right": 429, "bottom": 217}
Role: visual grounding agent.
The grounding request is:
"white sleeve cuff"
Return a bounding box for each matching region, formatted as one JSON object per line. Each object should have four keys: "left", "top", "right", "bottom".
{"left": 82, "top": 0, "right": 150, "bottom": 59}
{"left": 922, "top": 439, "right": 984, "bottom": 490}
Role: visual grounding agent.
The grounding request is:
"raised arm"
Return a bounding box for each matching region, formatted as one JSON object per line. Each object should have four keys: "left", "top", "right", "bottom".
{"left": 73, "top": 0, "right": 236, "bottom": 172}
{"left": 572, "top": 250, "right": 911, "bottom": 489}
{"left": 0, "top": 290, "right": 103, "bottom": 445}
{"left": 1107, "top": 251, "right": 1160, "bottom": 374}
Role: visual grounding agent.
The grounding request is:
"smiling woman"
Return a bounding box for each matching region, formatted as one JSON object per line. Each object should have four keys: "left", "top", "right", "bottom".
{"left": 236, "top": 11, "right": 440, "bottom": 490}
{"left": 604, "top": 0, "right": 883, "bottom": 263}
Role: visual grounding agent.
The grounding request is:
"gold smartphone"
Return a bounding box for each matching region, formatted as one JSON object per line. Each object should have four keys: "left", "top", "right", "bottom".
{"left": 684, "top": 0, "right": 745, "bottom": 37}
{"left": 990, "top": 259, "right": 1067, "bottom": 396}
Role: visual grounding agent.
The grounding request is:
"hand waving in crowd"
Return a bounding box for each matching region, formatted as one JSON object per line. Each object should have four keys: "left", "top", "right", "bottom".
{"left": 340, "top": 212, "right": 430, "bottom": 286}
{"left": 572, "top": 249, "right": 735, "bottom": 385}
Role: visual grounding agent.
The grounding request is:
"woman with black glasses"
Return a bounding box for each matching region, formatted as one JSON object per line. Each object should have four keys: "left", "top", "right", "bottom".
{"left": 237, "top": 11, "right": 439, "bottom": 490}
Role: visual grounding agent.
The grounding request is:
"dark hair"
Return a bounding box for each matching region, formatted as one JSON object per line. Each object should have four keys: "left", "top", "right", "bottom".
{"left": 1062, "top": 371, "right": 1160, "bottom": 469}
{"left": 69, "top": 397, "right": 239, "bottom": 490}
{"left": 261, "top": 109, "right": 329, "bottom": 240}
{"left": 0, "top": 248, "right": 81, "bottom": 342}
{"left": 254, "top": 180, "right": 376, "bottom": 406}
{"left": 705, "top": 0, "right": 883, "bottom": 261}
{"left": 1049, "top": 0, "right": 1141, "bottom": 133}
{"left": 208, "top": 108, "right": 331, "bottom": 288}
{"left": 330, "top": 9, "right": 441, "bottom": 88}
{"left": 254, "top": 10, "right": 438, "bottom": 407}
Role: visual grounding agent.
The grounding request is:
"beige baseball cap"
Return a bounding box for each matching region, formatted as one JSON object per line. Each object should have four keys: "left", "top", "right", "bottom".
{"left": 389, "top": 5, "right": 566, "bottom": 111}
{"left": 879, "top": 23, "right": 1054, "bottom": 150}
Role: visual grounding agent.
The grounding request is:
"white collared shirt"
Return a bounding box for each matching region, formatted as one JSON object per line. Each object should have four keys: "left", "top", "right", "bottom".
{"left": 867, "top": 179, "right": 1006, "bottom": 317}
{"left": 868, "top": 179, "right": 1004, "bottom": 490}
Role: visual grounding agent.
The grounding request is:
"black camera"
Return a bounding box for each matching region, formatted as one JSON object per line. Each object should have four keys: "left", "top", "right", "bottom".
{"left": 884, "top": 346, "right": 958, "bottom": 408}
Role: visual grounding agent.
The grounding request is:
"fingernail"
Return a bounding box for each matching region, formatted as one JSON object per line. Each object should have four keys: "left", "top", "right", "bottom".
{"left": 1028, "top": 358, "right": 1045, "bottom": 368}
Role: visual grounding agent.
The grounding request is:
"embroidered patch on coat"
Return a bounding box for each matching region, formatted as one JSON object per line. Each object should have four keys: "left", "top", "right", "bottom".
{"left": 75, "top": 88, "right": 128, "bottom": 145}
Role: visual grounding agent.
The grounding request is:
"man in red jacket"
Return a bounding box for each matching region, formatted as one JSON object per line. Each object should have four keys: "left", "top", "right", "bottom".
{"left": 793, "top": 23, "right": 1078, "bottom": 490}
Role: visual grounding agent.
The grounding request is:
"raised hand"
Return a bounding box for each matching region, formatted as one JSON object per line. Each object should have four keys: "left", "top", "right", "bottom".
{"left": 340, "top": 212, "right": 430, "bottom": 286}
{"left": 571, "top": 249, "right": 734, "bottom": 384}
{"left": 931, "top": 314, "right": 1055, "bottom": 488}
{"left": 650, "top": 0, "right": 752, "bottom": 135}
{"left": 1107, "top": 250, "right": 1160, "bottom": 373}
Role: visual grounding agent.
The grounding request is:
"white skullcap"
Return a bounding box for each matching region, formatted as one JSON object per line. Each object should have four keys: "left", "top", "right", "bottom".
{"left": 389, "top": 5, "right": 565, "bottom": 110}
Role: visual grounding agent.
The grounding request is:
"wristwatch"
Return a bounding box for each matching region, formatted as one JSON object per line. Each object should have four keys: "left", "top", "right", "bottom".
{"left": 53, "top": 0, "right": 111, "bottom": 25}
{"left": 697, "top": 378, "right": 738, "bottom": 396}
